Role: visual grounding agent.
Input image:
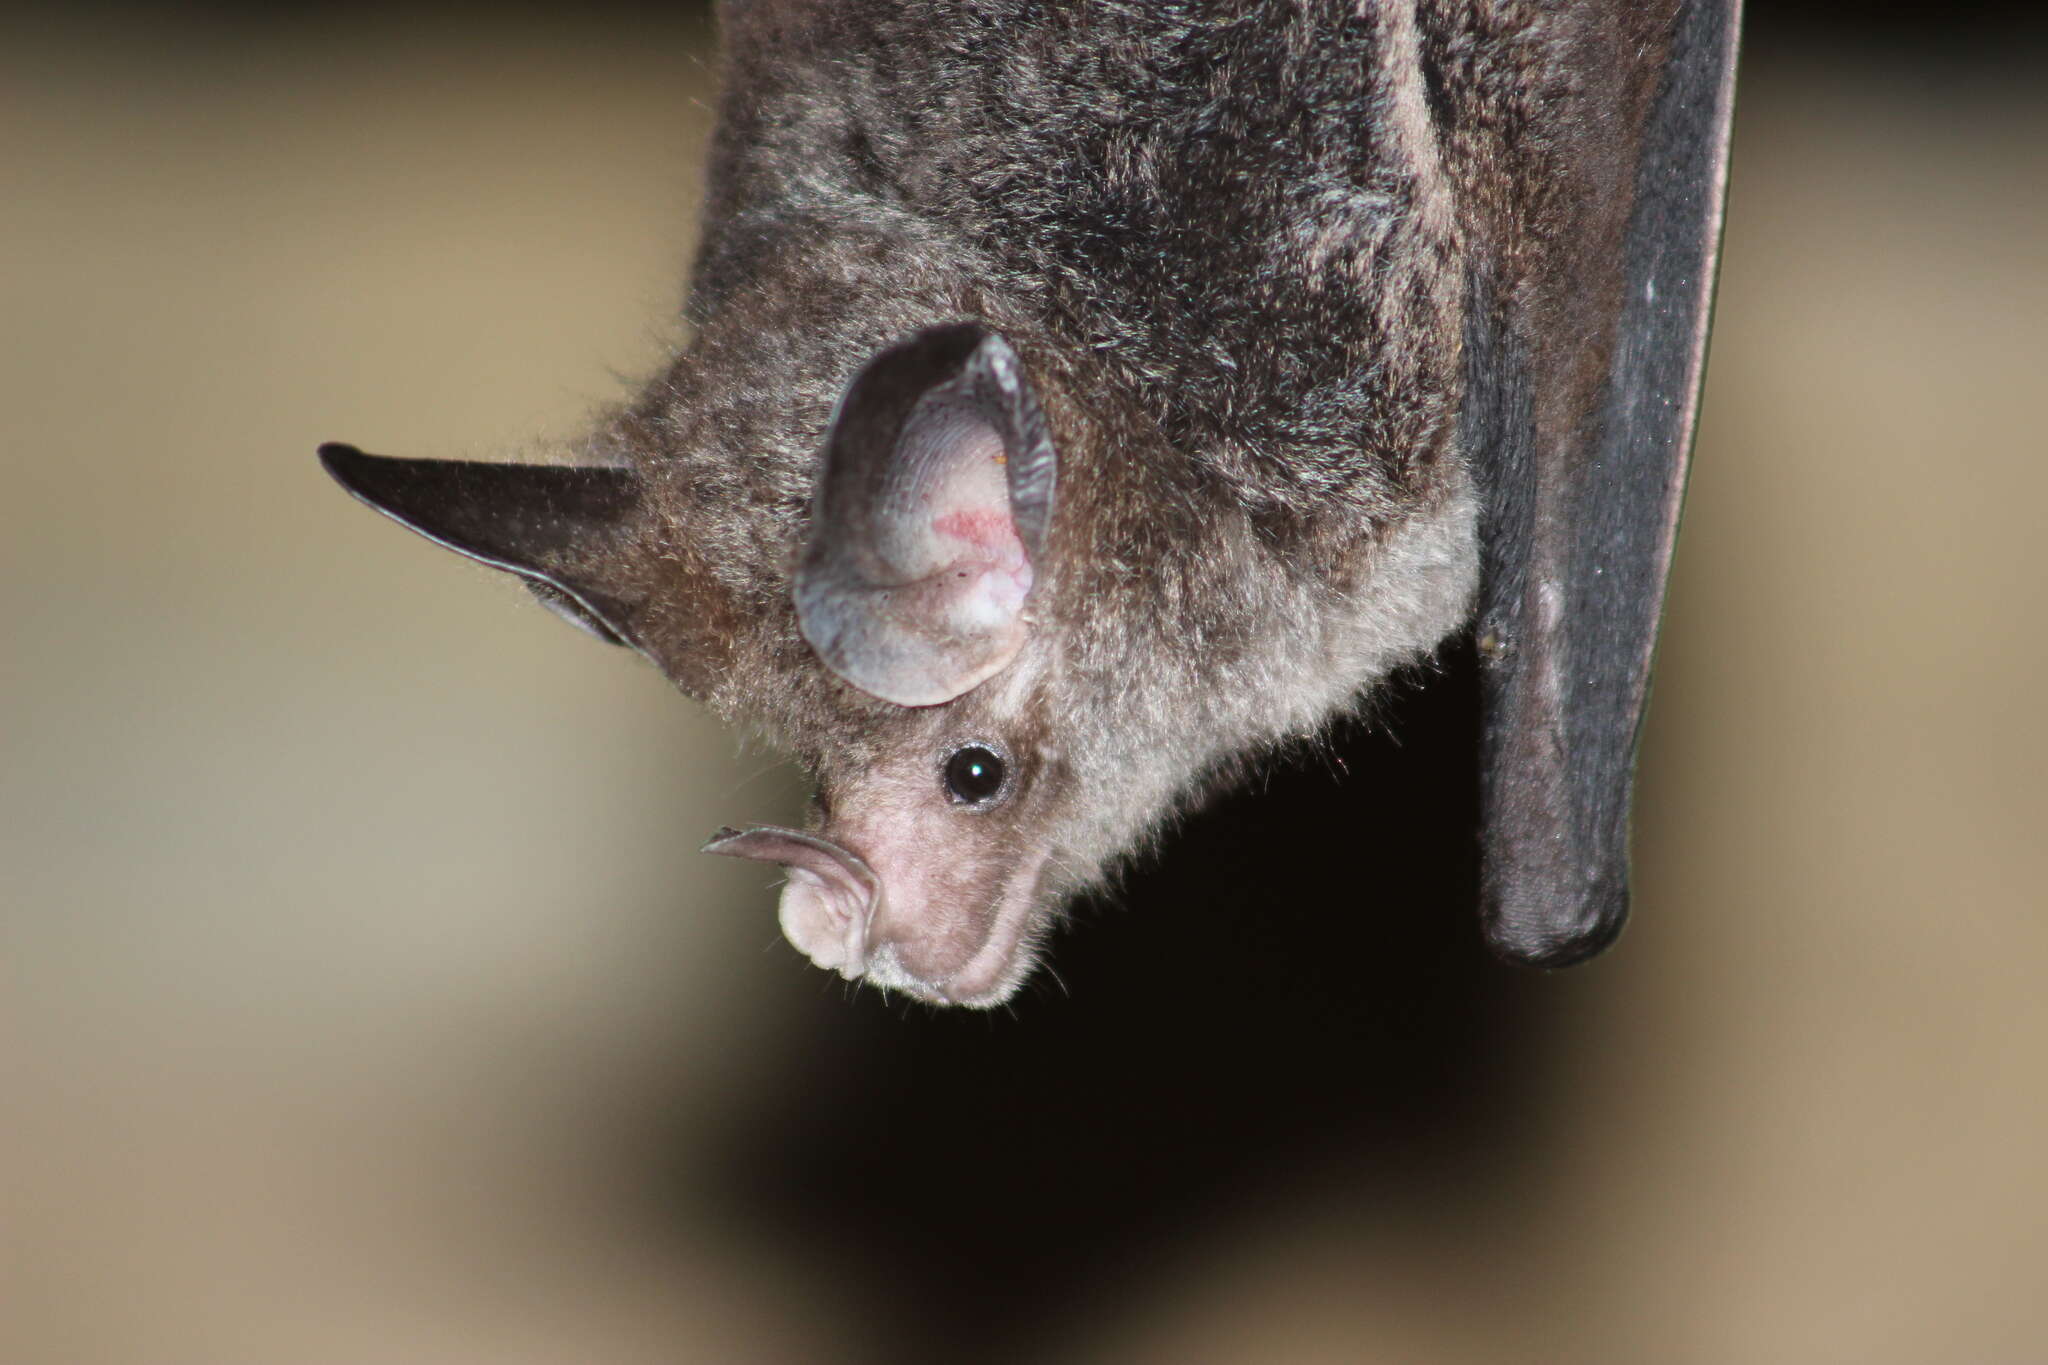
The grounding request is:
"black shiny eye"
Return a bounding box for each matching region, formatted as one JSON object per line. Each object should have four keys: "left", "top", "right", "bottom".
{"left": 942, "top": 744, "right": 1007, "bottom": 806}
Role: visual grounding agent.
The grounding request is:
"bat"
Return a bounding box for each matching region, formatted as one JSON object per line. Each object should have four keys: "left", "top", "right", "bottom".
{"left": 320, "top": 0, "right": 1740, "bottom": 1006}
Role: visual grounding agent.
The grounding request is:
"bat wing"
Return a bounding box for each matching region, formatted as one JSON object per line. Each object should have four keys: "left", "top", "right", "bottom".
{"left": 1469, "top": 0, "right": 1742, "bottom": 965}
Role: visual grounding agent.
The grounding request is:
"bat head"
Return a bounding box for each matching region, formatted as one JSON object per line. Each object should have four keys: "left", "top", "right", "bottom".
{"left": 323, "top": 322, "right": 1153, "bottom": 1006}
{"left": 702, "top": 323, "right": 1080, "bottom": 1005}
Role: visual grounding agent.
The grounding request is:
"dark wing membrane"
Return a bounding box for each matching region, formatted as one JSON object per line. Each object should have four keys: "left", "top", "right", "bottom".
{"left": 1473, "top": 0, "right": 1742, "bottom": 965}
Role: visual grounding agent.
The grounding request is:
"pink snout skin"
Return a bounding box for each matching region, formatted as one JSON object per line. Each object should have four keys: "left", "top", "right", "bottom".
{"left": 777, "top": 867, "right": 871, "bottom": 978}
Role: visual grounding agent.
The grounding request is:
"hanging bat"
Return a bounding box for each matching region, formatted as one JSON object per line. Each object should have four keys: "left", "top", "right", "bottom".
{"left": 321, "top": 0, "right": 1740, "bottom": 1006}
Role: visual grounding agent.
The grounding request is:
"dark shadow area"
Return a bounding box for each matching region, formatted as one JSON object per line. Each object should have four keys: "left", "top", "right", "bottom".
{"left": 689, "top": 641, "right": 1549, "bottom": 1363}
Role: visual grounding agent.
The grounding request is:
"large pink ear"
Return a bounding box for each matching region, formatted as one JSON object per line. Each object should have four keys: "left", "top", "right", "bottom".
{"left": 794, "top": 323, "right": 1057, "bottom": 706}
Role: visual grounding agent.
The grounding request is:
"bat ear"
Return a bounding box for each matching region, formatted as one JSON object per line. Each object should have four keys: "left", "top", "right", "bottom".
{"left": 794, "top": 322, "right": 1057, "bottom": 706}
{"left": 1470, "top": 0, "right": 1738, "bottom": 967}
{"left": 317, "top": 442, "right": 645, "bottom": 650}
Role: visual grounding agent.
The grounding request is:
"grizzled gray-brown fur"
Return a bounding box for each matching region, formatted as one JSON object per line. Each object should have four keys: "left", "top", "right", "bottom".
{"left": 322, "top": 0, "right": 1738, "bottom": 1004}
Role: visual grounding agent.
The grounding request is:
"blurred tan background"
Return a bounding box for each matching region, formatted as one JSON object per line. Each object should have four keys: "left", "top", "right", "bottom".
{"left": 4, "top": 9, "right": 2044, "bottom": 1363}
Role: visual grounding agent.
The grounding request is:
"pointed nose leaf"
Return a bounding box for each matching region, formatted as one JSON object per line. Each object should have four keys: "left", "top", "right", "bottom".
{"left": 701, "top": 826, "right": 880, "bottom": 897}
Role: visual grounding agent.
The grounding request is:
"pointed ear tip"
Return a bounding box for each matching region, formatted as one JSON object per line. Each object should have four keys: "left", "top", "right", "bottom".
{"left": 316, "top": 442, "right": 376, "bottom": 489}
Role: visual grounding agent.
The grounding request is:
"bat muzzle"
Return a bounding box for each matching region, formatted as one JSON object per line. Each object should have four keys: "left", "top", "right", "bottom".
{"left": 702, "top": 825, "right": 881, "bottom": 980}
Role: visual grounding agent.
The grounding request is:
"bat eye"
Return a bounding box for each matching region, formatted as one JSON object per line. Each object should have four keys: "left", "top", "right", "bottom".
{"left": 942, "top": 743, "right": 1008, "bottom": 807}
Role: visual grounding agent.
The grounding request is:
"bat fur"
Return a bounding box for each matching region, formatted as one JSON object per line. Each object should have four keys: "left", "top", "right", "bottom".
{"left": 324, "top": 0, "right": 1707, "bottom": 1006}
